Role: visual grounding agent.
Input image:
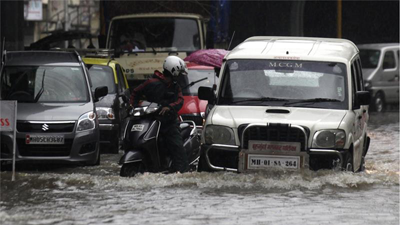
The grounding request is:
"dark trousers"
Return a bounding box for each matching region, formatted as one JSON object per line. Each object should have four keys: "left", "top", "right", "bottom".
{"left": 160, "top": 122, "right": 189, "bottom": 173}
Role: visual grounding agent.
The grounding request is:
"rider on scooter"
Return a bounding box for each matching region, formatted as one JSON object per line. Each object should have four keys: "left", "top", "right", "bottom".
{"left": 129, "top": 56, "right": 189, "bottom": 173}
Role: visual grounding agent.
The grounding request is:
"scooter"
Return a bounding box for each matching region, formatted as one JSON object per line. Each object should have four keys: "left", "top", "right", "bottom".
{"left": 119, "top": 101, "right": 201, "bottom": 177}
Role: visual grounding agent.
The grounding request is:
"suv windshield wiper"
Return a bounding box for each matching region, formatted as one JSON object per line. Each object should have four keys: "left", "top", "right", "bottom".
{"left": 232, "top": 97, "right": 288, "bottom": 104}
{"left": 283, "top": 98, "right": 341, "bottom": 106}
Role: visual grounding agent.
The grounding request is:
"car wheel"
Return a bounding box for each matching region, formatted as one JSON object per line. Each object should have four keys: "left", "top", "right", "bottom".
{"left": 373, "top": 92, "right": 385, "bottom": 112}
{"left": 342, "top": 151, "right": 353, "bottom": 172}
{"left": 120, "top": 162, "right": 145, "bottom": 177}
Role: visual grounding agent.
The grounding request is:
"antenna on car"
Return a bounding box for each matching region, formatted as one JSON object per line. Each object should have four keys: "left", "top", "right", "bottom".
{"left": 227, "top": 31, "right": 236, "bottom": 51}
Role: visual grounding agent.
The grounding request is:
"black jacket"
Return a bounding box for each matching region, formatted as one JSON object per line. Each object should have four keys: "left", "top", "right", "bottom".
{"left": 129, "top": 70, "right": 184, "bottom": 121}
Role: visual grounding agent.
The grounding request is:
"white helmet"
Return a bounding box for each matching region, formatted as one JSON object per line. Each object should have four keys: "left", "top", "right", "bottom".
{"left": 163, "top": 56, "right": 188, "bottom": 77}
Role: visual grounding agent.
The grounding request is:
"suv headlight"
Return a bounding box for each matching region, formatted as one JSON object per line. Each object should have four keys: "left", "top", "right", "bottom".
{"left": 77, "top": 111, "right": 96, "bottom": 132}
{"left": 96, "top": 107, "right": 115, "bottom": 120}
{"left": 204, "top": 125, "right": 235, "bottom": 145}
{"left": 312, "top": 130, "right": 346, "bottom": 149}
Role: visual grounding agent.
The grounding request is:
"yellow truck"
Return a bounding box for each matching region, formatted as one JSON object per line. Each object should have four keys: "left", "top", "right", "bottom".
{"left": 105, "top": 13, "right": 209, "bottom": 87}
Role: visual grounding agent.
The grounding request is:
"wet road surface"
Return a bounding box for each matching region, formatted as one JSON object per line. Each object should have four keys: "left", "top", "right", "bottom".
{"left": 0, "top": 112, "right": 399, "bottom": 225}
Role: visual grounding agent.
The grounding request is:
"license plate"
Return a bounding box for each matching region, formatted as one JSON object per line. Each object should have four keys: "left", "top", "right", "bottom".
{"left": 26, "top": 134, "right": 64, "bottom": 144}
{"left": 247, "top": 154, "right": 300, "bottom": 169}
{"left": 248, "top": 141, "right": 301, "bottom": 153}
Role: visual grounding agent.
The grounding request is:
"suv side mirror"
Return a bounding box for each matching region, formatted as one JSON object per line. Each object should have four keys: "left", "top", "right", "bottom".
{"left": 94, "top": 86, "right": 108, "bottom": 102}
{"left": 356, "top": 91, "right": 371, "bottom": 106}
{"left": 198, "top": 86, "right": 215, "bottom": 102}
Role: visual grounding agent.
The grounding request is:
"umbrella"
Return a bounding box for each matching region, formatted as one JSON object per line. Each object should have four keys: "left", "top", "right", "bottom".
{"left": 184, "top": 49, "right": 229, "bottom": 68}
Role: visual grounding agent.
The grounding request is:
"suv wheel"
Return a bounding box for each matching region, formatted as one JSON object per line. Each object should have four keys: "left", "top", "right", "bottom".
{"left": 342, "top": 151, "right": 354, "bottom": 172}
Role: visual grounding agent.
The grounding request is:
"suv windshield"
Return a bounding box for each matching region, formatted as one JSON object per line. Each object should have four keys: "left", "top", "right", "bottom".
{"left": 359, "top": 49, "right": 381, "bottom": 69}
{"left": 108, "top": 18, "right": 200, "bottom": 52}
{"left": 219, "top": 60, "right": 348, "bottom": 109}
{"left": 1, "top": 66, "right": 89, "bottom": 103}
{"left": 178, "top": 69, "right": 218, "bottom": 95}
{"left": 87, "top": 65, "right": 116, "bottom": 94}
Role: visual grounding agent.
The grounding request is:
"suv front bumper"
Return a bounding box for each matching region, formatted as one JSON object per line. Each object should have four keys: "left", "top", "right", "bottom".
{"left": 200, "top": 144, "right": 347, "bottom": 172}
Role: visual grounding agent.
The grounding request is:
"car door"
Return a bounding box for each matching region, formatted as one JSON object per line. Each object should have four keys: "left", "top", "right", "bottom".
{"left": 351, "top": 58, "right": 366, "bottom": 171}
{"left": 381, "top": 49, "right": 399, "bottom": 103}
{"left": 115, "top": 63, "right": 130, "bottom": 122}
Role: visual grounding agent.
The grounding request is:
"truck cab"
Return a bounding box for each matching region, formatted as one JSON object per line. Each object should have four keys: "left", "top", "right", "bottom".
{"left": 106, "top": 13, "right": 208, "bottom": 88}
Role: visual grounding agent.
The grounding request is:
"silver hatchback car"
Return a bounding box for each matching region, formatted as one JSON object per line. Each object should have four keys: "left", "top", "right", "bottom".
{"left": 0, "top": 51, "right": 108, "bottom": 166}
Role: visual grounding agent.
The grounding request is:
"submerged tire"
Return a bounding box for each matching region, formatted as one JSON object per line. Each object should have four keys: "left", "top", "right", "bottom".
{"left": 120, "top": 162, "right": 145, "bottom": 177}
{"left": 342, "top": 151, "right": 354, "bottom": 172}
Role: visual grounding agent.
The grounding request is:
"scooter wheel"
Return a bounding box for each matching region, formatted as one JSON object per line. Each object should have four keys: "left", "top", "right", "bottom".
{"left": 120, "top": 162, "right": 145, "bottom": 177}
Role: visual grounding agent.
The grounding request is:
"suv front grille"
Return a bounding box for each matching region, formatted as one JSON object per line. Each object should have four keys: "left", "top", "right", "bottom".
{"left": 17, "top": 122, "right": 75, "bottom": 133}
{"left": 239, "top": 123, "right": 308, "bottom": 150}
{"left": 17, "top": 138, "right": 73, "bottom": 156}
{"left": 180, "top": 114, "right": 204, "bottom": 126}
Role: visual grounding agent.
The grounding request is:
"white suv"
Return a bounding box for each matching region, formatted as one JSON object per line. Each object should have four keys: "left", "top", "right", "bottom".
{"left": 198, "top": 36, "right": 371, "bottom": 173}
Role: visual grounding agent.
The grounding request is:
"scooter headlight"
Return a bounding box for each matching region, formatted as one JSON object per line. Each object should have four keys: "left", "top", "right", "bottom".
{"left": 132, "top": 106, "right": 159, "bottom": 116}
{"left": 204, "top": 125, "right": 235, "bottom": 145}
{"left": 312, "top": 129, "right": 346, "bottom": 149}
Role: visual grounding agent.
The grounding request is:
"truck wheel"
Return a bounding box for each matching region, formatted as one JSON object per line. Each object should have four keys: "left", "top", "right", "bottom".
{"left": 342, "top": 151, "right": 353, "bottom": 172}
{"left": 373, "top": 92, "right": 385, "bottom": 112}
{"left": 120, "top": 162, "right": 145, "bottom": 177}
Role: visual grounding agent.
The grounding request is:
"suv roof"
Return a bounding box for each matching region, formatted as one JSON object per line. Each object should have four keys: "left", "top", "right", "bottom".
{"left": 227, "top": 36, "right": 359, "bottom": 63}
{"left": 3, "top": 51, "right": 81, "bottom": 66}
{"left": 112, "top": 12, "right": 205, "bottom": 21}
{"left": 357, "top": 43, "right": 400, "bottom": 50}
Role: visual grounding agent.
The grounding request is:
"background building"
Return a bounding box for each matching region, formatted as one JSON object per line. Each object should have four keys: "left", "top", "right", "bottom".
{"left": 1, "top": 0, "right": 399, "bottom": 52}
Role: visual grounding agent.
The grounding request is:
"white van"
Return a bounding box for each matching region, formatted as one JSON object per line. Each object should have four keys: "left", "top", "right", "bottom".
{"left": 358, "top": 43, "right": 399, "bottom": 112}
{"left": 198, "top": 36, "right": 371, "bottom": 173}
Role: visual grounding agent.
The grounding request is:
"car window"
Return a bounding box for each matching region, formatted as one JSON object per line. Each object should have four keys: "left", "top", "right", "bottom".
{"left": 177, "top": 69, "right": 218, "bottom": 95}
{"left": 87, "top": 65, "right": 116, "bottom": 94}
{"left": 354, "top": 57, "right": 364, "bottom": 91}
{"left": 1, "top": 66, "right": 89, "bottom": 103}
{"left": 359, "top": 49, "right": 380, "bottom": 69}
{"left": 383, "top": 51, "right": 396, "bottom": 69}
{"left": 219, "top": 60, "right": 348, "bottom": 109}
{"left": 351, "top": 63, "right": 358, "bottom": 107}
{"left": 115, "top": 64, "right": 126, "bottom": 93}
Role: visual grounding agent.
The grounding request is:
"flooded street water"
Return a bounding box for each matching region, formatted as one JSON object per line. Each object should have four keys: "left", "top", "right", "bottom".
{"left": 1, "top": 112, "right": 399, "bottom": 225}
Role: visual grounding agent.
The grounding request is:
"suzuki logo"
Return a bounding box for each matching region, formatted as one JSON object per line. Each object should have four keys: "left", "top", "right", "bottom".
{"left": 42, "top": 124, "right": 49, "bottom": 131}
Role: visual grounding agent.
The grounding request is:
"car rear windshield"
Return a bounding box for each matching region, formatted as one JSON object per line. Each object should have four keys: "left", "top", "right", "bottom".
{"left": 218, "top": 59, "right": 348, "bottom": 109}
{"left": 177, "top": 69, "right": 218, "bottom": 95}
{"left": 1, "top": 66, "right": 89, "bottom": 103}
{"left": 359, "top": 49, "right": 381, "bottom": 69}
{"left": 87, "top": 65, "right": 116, "bottom": 94}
